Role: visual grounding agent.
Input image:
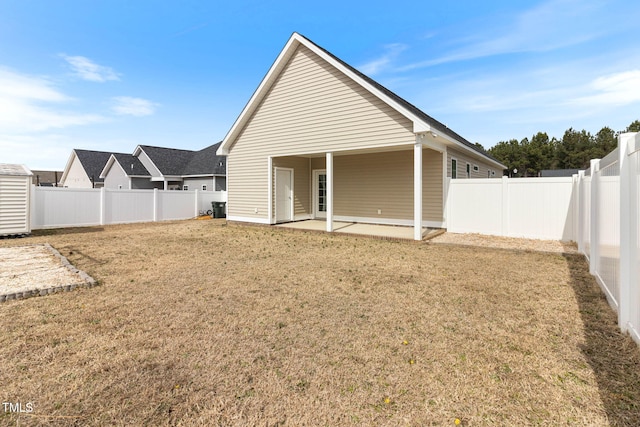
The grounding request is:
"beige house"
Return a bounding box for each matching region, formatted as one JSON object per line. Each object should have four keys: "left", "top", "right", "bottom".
{"left": 217, "top": 33, "right": 506, "bottom": 240}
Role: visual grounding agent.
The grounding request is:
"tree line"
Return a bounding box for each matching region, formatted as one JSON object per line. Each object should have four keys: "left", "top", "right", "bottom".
{"left": 484, "top": 119, "right": 640, "bottom": 177}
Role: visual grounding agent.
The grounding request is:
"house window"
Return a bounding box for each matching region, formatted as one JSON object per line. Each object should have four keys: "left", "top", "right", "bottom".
{"left": 451, "top": 159, "right": 457, "bottom": 179}
{"left": 488, "top": 170, "right": 491, "bottom": 178}
{"left": 491, "top": 171, "right": 496, "bottom": 176}
{"left": 473, "top": 165, "right": 479, "bottom": 172}
{"left": 183, "top": 185, "right": 189, "bottom": 191}
{"left": 118, "top": 185, "right": 122, "bottom": 189}
{"left": 466, "top": 163, "right": 471, "bottom": 178}
{"left": 202, "top": 185, "right": 207, "bottom": 191}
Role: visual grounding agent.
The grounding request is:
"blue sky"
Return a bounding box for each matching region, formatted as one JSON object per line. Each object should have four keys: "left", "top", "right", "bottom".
{"left": 1, "top": 0, "right": 639, "bottom": 170}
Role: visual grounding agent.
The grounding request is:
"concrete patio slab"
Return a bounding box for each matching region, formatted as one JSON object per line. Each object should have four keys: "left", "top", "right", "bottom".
{"left": 276, "top": 220, "right": 439, "bottom": 240}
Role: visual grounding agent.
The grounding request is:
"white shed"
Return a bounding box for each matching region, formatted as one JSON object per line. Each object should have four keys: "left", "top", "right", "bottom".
{"left": 0, "top": 164, "right": 33, "bottom": 236}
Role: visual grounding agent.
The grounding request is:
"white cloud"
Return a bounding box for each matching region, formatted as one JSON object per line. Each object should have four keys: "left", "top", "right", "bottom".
{"left": 357, "top": 43, "right": 407, "bottom": 76}
{"left": 399, "top": 0, "right": 609, "bottom": 71}
{"left": 111, "top": 96, "right": 159, "bottom": 116}
{"left": 61, "top": 55, "right": 120, "bottom": 82}
{"left": 0, "top": 68, "right": 105, "bottom": 132}
{"left": 569, "top": 70, "right": 640, "bottom": 107}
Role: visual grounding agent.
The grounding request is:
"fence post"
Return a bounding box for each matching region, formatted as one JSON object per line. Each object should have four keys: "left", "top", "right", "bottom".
{"left": 194, "top": 189, "right": 199, "bottom": 218}
{"left": 589, "top": 159, "right": 600, "bottom": 275}
{"left": 153, "top": 188, "right": 158, "bottom": 222}
{"left": 501, "top": 176, "right": 509, "bottom": 237}
{"left": 576, "top": 171, "right": 584, "bottom": 251}
{"left": 99, "top": 187, "right": 106, "bottom": 226}
{"left": 618, "top": 133, "right": 637, "bottom": 333}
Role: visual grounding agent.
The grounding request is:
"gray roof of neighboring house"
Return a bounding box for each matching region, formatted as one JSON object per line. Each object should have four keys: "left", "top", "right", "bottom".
{"left": 183, "top": 142, "right": 226, "bottom": 175}
{"left": 75, "top": 149, "right": 123, "bottom": 183}
{"left": 112, "top": 154, "right": 150, "bottom": 176}
{"left": 298, "top": 34, "right": 502, "bottom": 166}
{"left": 139, "top": 143, "right": 226, "bottom": 176}
{"left": 540, "top": 169, "right": 580, "bottom": 177}
{"left": 138, "top": 145, "right": 196, "bottom": 176}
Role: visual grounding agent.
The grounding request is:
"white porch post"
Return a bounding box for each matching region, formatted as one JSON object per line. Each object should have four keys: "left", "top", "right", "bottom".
{"left": 163, "top": 179, "right": 168, "bottom": 191}
{"left": 414, "top": 143, "right": 423, "bottom": 241}
{"left": 326, "top": 152, "right": 333, "bottom": 232}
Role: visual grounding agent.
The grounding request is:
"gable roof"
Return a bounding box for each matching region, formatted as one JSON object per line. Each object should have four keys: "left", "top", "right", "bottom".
{"left": 73, "top": 149, "right": 123, "bottom": 183}
{"left": 132, "top": 143, "right": 226, "bottom": 177}
{"left": 136, "top": 145, "right": 195, "bottom": 176}
{"left": 112, "top": 153, "right": 150, "bottom": 176}
{"left": 218, "top": 32, "right": 505, "bottom": 169}
{"left": 183, "top": 142, "right": 226, "bottom": 176}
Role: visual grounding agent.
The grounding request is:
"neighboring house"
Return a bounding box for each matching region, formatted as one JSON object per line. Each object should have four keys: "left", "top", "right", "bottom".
{"left": 100, "top": 142, "right": 226, "bottom": 190}
{"left": 31, "top": 170, "right": 63, "bottom": 187}
{"left": 61, "top": 149, "right": 122, "bottom": 188}
{"left": 540, "top": 169, "right": 579, "bottom": 177}
{"left": 217, "top": 32, "right": 506, "bottom": 239}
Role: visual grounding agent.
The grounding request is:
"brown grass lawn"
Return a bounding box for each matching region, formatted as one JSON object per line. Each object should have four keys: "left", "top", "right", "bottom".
{"left": 1, "top": 220, "right": 639, "bottom": 426}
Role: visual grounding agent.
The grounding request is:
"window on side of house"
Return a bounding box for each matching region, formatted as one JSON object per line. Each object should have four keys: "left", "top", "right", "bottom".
{"left": 451, "top": 159, "right": 457, "bottom": 179}
{"left": 183, "top": 185, "right": 189, "bottom": 191}
{"left": 473, "top": 165, "right": 479, "bottom": 172}
{"left": 488, "top": 170, "right": 491, "bottom": 178}
{"left": 202, "top": 185, "right": 207, "bottom": 191}
{"left": 466, "top": 163, "right": 471, "bottom": 178}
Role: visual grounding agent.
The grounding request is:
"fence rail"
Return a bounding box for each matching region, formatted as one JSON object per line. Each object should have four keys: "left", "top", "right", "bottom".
{"left": 30, "top": 186, "right": 227, "bottom": 229}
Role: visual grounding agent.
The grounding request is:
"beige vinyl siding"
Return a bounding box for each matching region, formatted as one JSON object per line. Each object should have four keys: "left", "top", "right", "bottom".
{"left": 422, "top": 149, "right": 443, "bottom": 222}
{"left": 333, "top": 151, "right": 412, "bottom": 219}
{"left": 272, "top": 157, "right": 310, "bottom": 217}
{"left": 305, "top": 149, "right": 439, "bottom": 221}
{"left": 227, "top": 44, "right": 414, "bottom": 220}
{"left": 447, "top": 147, "right": 500, "bottom": 179}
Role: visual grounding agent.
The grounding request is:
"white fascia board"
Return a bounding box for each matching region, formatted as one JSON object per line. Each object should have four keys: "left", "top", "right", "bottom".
{"left": 99, "top": 154, "right": 118, "bottom": 179}
{"left": 422, "top": 130, "right": 507, "bottom": 170}
{"left": 150, "top": 175, "right": 182, "bottom": 181}
{"left": 181, "top": 174, "right": 215, "bottom": 178}
{"left": 134, "top": 146, "right": 163, "bottom": 177}
{"left": 60, "top": 150, "right": 78, "bottom": 184}
{"left": 218, "top": 35, "right": 301, "bottom": 156}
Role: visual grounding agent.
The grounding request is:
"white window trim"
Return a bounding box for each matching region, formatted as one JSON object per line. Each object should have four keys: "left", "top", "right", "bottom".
{"left": 451, "top": 157, "right": 458, "bottom": 179}
{"left": 202, "top": 185, "right": 207, "bottom": 191}
{"left": 466, "top": 162, "right": 471, "bottom": 178}
{"left": 473, "top": 164, "right": 479, "bottom": 172}
{"left": 312, "top": 169, "right": 327, "bottom": 219}
{"left": 183, "top": 185, "right": 189, "bottom": 191}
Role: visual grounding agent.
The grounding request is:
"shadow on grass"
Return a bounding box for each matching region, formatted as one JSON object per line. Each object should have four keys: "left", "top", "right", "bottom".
{"left": 564, "top": 253, "right": 640, "bottom": 426}
{"left": 31, "top": 227, "right": 105, "bottom": 237}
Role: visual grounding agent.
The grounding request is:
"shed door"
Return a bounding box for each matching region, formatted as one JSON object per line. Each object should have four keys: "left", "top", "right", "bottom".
{"left": 275, "top": 168, "right": 293, "bottom": 223}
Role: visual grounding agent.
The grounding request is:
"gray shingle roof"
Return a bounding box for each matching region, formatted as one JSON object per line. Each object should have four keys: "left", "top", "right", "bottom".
{"left": 75, "top": 149, "right": 123, "bottom": 183}
{"left": 112, "top": 153, "right": 150, "bottom": 176}
{"left": 297, "top": 33, "right": 502, "bottom": 166}
{"left": 139, "top": 143, "right": 225, "bottom": 176}
{"left": 540, "top": 169, "right": 579, "bottom": 177}
{"left": 138, "top": 145, "right": 195, "bottom": 176}
{"left": 183, "top": 142, "right": 226, "bottom": 175}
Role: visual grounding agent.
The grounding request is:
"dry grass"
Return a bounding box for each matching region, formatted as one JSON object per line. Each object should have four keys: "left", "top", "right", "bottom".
{"left": 0, "top": 220, "right": 639, "bottom": 426}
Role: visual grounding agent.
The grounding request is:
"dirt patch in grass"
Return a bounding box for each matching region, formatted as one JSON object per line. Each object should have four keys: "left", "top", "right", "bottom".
{"left": 1, "top": 220, "right": 638, "bottom": 426}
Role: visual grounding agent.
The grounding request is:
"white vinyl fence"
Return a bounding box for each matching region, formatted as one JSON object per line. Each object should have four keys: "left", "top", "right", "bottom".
{"left": 445, "top": 132, "right": 639, "bottom": 345}
{"left": 445, "top": 176, "right": 577, "bottom": 241}
{"left": 576, "top": 132, "right": 640, "bottom": 345}
{"left": 30, "top": 187, "right": 227, "bottom": 229}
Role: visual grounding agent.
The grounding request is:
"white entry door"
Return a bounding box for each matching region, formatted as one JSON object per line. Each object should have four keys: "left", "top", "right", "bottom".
{"left": 275, "top": 168, "right": 293, "bottom": 223}
{"left": 313, "top": 169, "right": 327, "bottom": 218}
